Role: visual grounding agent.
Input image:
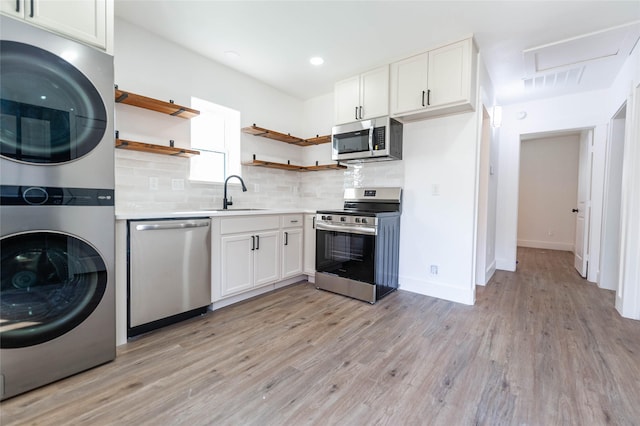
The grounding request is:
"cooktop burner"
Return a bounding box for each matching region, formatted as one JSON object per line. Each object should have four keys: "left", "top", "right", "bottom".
{"left": 317, "top": 187, "right": 402, "bottom": 217}
{"left": 316, "top": 210, "right": 379, "bottom": 217}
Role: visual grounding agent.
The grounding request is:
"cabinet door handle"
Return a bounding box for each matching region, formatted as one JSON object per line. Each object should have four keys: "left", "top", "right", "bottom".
{"left": 355, "top": 106, "right": 358, "bottom": 120}
{"left": 256, "top": 235, "right": 260, "bottom": 250}
{"left": 422, "top": 90, "right": 426, "bottom": 107}
{"left": 312, "top": 216, "right": 316, "bottom": 229}
{"left": 284, "top": 231, "right": 289, "bottom": 246}
{"left": 359, "top": 106, "right": 363, "bottom": 119}
{"left": 427, "top": 89, "right": 431, "bottom": 106}
{"left": 251, "top": 235, "right": 255, "bottom": 251}
{"left": 15, "top": 0, "right": 19, "bottom": 12}
{"left": 29, "top": 0, "right": 34, "bottom": 17}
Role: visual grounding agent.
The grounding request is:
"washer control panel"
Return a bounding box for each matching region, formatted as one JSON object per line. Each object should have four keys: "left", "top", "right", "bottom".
{"left": 0, "top": 185, "right": 114, "bottom": 206}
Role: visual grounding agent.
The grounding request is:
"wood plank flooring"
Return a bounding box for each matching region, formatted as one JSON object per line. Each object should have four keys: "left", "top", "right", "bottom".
{"left": 2, "top": 247, "right": 640, "bottom": 425}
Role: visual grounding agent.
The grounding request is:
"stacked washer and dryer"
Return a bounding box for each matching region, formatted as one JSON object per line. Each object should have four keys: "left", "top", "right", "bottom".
{"left": 0, "top": 16, "right": 116, "bottom": 399}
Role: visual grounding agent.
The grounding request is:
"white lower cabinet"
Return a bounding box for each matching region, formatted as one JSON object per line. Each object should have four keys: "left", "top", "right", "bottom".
{"left": 214, "top": 215, "right": 280, "bottom": 299}
{"left": 281, "top": 214, "right": 303, "bottom": 280}
{"left": 220, "top": 230, "right": 279, "bottom": 296}
{"left": 213, "top": 214, "right": 308, "bottom": 302}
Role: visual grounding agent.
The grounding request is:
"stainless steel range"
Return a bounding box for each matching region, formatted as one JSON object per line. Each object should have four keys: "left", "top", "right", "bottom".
{"left": 315, "top": 187, "right": 401, "bottom": 303}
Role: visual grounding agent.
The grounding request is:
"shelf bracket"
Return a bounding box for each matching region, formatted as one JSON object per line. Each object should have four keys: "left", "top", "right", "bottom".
{"left": 115, "top": 92, "right": 129, "bottom": 103}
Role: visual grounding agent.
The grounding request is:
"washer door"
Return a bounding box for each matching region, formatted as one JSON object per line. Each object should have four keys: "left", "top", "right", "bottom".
{"left": 0, "top": 232, "right": 107, "bottom": 348}
{"left": 0, "top": 40, "right": 107, "bottom": 164}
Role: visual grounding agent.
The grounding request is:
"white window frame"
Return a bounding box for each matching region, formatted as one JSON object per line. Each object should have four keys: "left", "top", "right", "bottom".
{"left": 189, "top": 97, "right": 241, "bottom": 184}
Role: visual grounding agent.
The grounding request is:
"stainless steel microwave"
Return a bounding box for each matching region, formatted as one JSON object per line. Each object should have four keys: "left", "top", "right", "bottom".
{"left": 331, "top": 116, "right": 403, "bottom": 162}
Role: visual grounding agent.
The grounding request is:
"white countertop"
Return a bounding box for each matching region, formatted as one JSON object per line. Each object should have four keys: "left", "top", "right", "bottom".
{"left": 116, "top": 208, "right": 314, "bottom": 220}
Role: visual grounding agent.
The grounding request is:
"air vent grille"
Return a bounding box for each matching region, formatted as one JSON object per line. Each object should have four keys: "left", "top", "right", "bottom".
{"left": 523, "top": 66, "right": 585, "bottom": 91}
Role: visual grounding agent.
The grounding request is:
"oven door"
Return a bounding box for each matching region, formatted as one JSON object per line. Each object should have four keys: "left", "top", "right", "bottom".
{"left": 315, "top": 227, "right": 376, "bottom": 284}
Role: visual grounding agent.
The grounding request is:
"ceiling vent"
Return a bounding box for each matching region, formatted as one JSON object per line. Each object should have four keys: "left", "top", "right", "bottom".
{"left": 522, "top": 21, "right": 640, "bottom": 92}
{"left": 523, "top": 66, "right": 585, "bottom": 91}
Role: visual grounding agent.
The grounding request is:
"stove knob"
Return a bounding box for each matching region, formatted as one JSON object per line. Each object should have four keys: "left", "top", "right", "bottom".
{"left": 321, "top": 215, "right": 326, "bottom": 220}
{"left": 355, "top": 218, "right": 361, "bottom": 223}
{"left": 362, "top": 218, "right": 368, "bottom": 224}
{"left": 340, "top": 217, "right": 346, "bottom": 222}
{"left": 326, "top": 216, "right": 332, "bottom": 221}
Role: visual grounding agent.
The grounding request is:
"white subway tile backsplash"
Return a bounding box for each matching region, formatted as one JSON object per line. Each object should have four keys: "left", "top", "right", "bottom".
{"left": 115, "top": 150, "right": 404, "bottom": 213}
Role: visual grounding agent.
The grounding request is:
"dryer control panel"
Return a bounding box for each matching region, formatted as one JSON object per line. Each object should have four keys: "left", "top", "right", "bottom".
{"left": 0, "top": 185, "right": 114, "bottom": 206}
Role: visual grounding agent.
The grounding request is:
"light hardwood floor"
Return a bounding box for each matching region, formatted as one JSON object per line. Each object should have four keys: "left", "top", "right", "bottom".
{"left": 2, "top": 247, "right": 639, "bottom": 425}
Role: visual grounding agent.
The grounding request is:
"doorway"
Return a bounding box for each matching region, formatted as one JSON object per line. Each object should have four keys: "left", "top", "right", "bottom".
{"left": 517, "top": 132, "right": 581, "bottom": 251}
{"left": 600, "top": 104, "right": 626, "bottom": 291}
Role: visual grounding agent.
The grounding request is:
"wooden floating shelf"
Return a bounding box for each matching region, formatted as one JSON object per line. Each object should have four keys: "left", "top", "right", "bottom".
{"left": 242, "top": 158, "right": 346, "bottom": 172}
{"left": 115, "top": 139, "right": 200, "bottom": 158}
{"left": 115, "top": 88, "right": 200, "bottom": 119}
{"left": 242, "top": 125, "right": 330, "bottom": 146}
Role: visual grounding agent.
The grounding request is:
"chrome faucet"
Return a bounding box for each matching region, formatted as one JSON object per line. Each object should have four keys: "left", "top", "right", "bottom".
{"left": 223, "top": 175, "right": 247, "bottom": 209}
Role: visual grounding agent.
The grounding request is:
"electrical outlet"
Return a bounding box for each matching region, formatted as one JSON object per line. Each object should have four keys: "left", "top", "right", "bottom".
{"left": 430, "top": 265, "right": 438, "bottom": 275}
{"left": 149, "top": 177, "right": 158, "bottom": 190}
{"left": 171, "top": 179, "right": 184, "bottom": 191}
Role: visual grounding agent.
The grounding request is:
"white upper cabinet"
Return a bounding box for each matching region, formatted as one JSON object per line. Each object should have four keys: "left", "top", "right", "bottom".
{"left": 1, "top": 0, "right": 109, "bottom": 50}
{"left": 390, "top": 52, "right": 429, "bottom": 114}
{"left": 335, "top": 65, "right": 389, "bottom": 125}
{"left": 390, "top": 38, "right": 477, "bottom": 120}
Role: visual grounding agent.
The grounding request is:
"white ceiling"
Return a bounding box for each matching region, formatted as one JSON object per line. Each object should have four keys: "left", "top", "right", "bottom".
{"left": 115, "top": 1, "right": 640, "bottom": 105}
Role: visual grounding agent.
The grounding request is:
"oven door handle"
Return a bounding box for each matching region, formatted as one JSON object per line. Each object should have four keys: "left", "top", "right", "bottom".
{"left": 316, "top": 222, "right": 376, "bottom": 235}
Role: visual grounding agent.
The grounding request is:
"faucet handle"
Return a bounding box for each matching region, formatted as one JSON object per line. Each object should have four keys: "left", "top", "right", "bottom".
{"left": 227, "top": 196, "right": 233, "bottom": 206}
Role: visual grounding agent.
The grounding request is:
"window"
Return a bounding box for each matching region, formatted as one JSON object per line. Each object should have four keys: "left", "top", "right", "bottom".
{"left": 190, "top": 97, "right": 240, "bottom": 183}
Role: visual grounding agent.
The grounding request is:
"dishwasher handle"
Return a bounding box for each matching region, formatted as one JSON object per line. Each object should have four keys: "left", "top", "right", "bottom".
{"left": 135, "top": 221, "right": 210, "bottom": 231}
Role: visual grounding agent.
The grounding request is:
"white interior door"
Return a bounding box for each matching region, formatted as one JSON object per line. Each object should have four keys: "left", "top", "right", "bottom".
{"left": 574, "top": 130, "right": 593, "bottom": 277}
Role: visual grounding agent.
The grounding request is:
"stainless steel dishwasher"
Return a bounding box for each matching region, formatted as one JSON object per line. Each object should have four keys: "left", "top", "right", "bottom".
{"left": 128, "top": 218, "right": 211, "bottom": 337}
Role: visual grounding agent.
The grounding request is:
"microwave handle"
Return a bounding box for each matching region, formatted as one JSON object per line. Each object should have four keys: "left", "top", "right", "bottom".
{"left": 368, "top": 126, "right": 374, "bottom": 152}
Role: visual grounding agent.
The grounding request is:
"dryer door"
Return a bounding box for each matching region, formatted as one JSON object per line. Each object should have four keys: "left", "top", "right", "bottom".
{"left": 0, "top": 41, "right": 107, "bottom": 165}
{"left": 0, "top": 231, "right": 108, "bottom": 348}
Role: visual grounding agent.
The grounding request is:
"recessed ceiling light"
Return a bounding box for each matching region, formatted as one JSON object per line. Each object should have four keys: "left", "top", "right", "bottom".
{"left": 310, "top": 56, "right": 324, "bottom": 66}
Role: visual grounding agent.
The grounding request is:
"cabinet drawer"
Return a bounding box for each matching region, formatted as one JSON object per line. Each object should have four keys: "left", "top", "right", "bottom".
{"left": 281, "top": 214, "right": 303, "bottom": 228}
{"left": 220, "top": 215, "right": 279, "bottom": 234}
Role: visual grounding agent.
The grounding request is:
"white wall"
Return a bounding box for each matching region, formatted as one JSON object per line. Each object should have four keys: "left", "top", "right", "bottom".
{"left": 600, "top": 107, "right": 626, "bottom": 291}
{"left": 495, "top": 91, "right": 608, "bottom": 272}
{"left": 114, "top": 20, "right": 404, "bottom": 214}
{"left": 399, "top": 110, "right": 480, "bottom": 305}
{"left": 517, "top": 134, "right": 580, "bottom": 251}
{"left": 475, "top": 56, "right": 498, "bottom": 286}
{"left": 114, "top": 19, "right": 314, "bottom": 213}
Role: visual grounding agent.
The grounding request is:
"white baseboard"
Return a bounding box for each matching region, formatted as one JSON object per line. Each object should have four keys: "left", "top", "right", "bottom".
{"left": 496, "top": 257, "right": 516, "bottom": 272}
{"left": 517, "top": 239, "right": 573, "bottom": 251}
{"left": 477, "top": 260, "right": 496, "bottom": 286}
{"left": 210, "top": 276, "right": 306, "bottom": 312}
{"left": 399, "top": 275, "right": 474, "bottom": 305}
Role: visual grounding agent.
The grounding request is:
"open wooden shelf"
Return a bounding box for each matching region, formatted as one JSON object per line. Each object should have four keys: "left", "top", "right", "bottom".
{"left": 305, "top": 163, "right": 347, "bottom": 171}
{"left": 242, "top": 125, "right": 330, "bottom": 146}
{"left": 115, "top": 88, "right": 200, "bottom": 119}
{"left": 115, "top": 139, "right": 200, "bottom": 158}
{"left": 242, "top": 157, "right": 346, "bottom": 172}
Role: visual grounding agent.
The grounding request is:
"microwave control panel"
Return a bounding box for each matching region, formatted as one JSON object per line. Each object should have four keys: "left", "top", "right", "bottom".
{"left": 373, "top": 127, "right": 386, "bottom": 151}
